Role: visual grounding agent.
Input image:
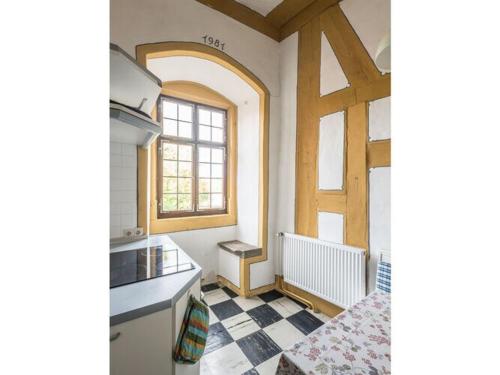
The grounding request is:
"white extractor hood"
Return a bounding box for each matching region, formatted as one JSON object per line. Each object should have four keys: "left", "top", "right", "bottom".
{"left": 110, "top": 43, "right": 162, "bottom": 148}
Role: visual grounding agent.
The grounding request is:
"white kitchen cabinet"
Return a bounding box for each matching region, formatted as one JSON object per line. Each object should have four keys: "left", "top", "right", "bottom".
{"left": 110, "top": 278, "right": 201, "bottom": 375}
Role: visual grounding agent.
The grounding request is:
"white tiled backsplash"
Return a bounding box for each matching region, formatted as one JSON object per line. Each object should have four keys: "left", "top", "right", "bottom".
{"left": 110, "top": 142, "right": 137, "bottom": 238}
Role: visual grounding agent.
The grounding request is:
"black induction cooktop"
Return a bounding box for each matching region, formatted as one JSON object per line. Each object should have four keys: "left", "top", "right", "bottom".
{"left": 110, "top": 245, "right": 194, "bottom": 288}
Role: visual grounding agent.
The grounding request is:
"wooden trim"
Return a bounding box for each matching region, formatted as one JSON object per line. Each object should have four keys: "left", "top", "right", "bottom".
{"left": 194, "top": 0, "right": 337, "bottom": 43}
{"left": 239, "top": 90, "right": 271, "bottom": 296}
{"left": 295, "top": 16, "right": 321, "bottom": 237}
{"left": 216, "top": 275, "right": 243, "bottom": 296}
{"left": 194, "top": 0, "right": 280, "bottom": 41}
{"left": 367, "top": 140, "right": 391, "bottom": 168}
{"left": 277, "top": 276, "right": 343, "bottom": 318}
{"left": 266, "top": 0, "right": 316, "bottom": 30}
{"left": 320, "top": 5, "right": 380, "bottom": 87}
{"left": 345, "top": 103, "right": 368, "bottom": 250}
{"left": 136, "top": 42, "right": 270, "bottom": 297}
{"left": 156, "top": 94, "right": 229, "bottom": 219}
{"left": 316, "top": 192, "right": 346, "bottom": 213}
{"left": 217, "top": 274, "right": 276, "bottom": 298}
{"left": 149, "top": 82, "right": 237, "bottom": 233}
{"left": 280, "top": 0, "right": 341, "bottom": 41}
{"left": 319, "top": 75, "right": 391, "bottom": 117}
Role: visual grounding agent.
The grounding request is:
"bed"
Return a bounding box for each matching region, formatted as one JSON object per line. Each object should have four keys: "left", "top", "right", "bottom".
{"left": 277, "top": 252, "right": 391, "bottom": 375}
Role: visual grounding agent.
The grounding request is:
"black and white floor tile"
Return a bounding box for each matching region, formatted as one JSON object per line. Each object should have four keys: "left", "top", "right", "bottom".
{"left": 200, "top": 284, "right": 330, "bottom": 375}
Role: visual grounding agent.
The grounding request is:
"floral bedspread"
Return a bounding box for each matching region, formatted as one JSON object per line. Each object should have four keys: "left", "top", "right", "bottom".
{"left": 277, "top": 291, "right": 391, "bottom": 375}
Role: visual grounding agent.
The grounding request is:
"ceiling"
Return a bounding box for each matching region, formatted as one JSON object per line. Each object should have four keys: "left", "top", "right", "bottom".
{"left": 235, "top": 0, "right": 284, "bottom": 16}
{"left": 195, "top": 0, "right": 321, "bottom": 41}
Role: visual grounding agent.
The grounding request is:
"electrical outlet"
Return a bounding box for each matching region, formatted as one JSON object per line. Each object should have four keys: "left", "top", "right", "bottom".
{"left": 123, "top": 227, "right": 144, "bottom": 237}
{"left": 123, "top": 228, "right": 135, "bottom": 237}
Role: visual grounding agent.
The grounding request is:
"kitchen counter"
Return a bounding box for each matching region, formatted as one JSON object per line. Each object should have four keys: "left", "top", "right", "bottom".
{"left": 110, "top": 234, "right": 202, "bottom": 326}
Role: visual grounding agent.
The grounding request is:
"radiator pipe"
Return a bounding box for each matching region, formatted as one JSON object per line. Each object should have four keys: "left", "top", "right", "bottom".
{"left": 276, "top": 277, "right": 317, "bottom": 312}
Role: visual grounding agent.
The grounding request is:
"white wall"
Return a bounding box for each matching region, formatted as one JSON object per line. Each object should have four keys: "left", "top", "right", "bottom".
{"left": 368, "top": 167, "right": 391, "bottom": 292}
{"left": 276, "top": 32, "right": 298, "bottom": 237}
{"left": 320, "top": 32, "right": 349, "bottom": 96}
{"left": 218, "top": 249, "right": 241, "bottom": 287}
{"left": 318, "top": 111, "right": 345, "bottom": 190}
{"left": 318, "top": 212, "right": 344, "bottom": 244}
{"left": 168, "top": 226, "right": 236, "bottom": 284}
{"left": 110, "top": 142, "right": 137, "bottom": 238}
{"left": 369, "top": 97, "right": 391, "bottom": 141}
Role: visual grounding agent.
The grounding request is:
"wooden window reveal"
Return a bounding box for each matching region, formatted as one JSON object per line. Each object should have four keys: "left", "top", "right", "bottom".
{"left": 157, "top": 96, "right": 227, "bottom": 218}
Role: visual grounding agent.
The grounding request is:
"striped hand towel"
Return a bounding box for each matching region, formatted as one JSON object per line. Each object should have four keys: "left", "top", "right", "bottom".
{"left": 174, "top": 295, "right": 209, "bottom": 364}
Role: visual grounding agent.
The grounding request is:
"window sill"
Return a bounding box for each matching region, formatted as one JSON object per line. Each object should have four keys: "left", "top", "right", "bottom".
{"left": 150, "top": 213, "right": 236, "bottom": 234}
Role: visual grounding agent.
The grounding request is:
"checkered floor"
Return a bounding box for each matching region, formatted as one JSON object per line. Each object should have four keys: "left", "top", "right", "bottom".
{"left": 200, "top": 283, "right": 331, "bottom": 375}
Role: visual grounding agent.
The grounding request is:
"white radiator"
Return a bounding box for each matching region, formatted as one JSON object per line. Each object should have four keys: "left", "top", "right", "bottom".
{"left": 279, "top": 233, "right": 366, "bottom": 309}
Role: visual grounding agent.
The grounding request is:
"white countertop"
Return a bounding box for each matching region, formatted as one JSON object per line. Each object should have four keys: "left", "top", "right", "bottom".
{"left": 110, "top": 234, "right": 202, "bottom": 326}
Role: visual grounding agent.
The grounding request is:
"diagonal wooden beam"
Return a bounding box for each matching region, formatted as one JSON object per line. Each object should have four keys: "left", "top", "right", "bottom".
{"left": 320, "top": 5, "right": 381, "bottom": 87}
{"left": 195, "top": 0, "right": 280, "bottom": 41}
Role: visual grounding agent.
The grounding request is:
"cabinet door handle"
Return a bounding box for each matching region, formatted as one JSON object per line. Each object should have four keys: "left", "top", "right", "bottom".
{"left": 110, "top": 332, "right": 121, "bottom": 342}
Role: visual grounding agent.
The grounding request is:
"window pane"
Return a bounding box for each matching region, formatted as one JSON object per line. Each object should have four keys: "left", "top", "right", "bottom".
{"left": 178, "top": 178, "right": 192, "bottom": 193}
{"left": 199, "top": 125, "right": 211, "bottom": 141}
{"left": 178, "top": 104, "right": 192, "bottom": 122}
{"left": 163, "top": 101, "right": 177, "bottom": 119}
{"left": 178, "top": 161, "right": 192, "bottom": 177}
{"left": 212, "top": 128, "right": 223, "bottom": 143}
{"left": 199, "top": 193, "right": 210, "bottom": 209}
{"left": 199, "top": 109, "right": 211, "bottom": 125}
{"left": 163, "top": 194, "right": 177, "bottom": 211}
{"left": 198, "top": 147, "right": 211, "bottom": 163}
{"left": 163, "top": 119, "right": 177, "bottom": 136}
{"left": 178, "top": 145, "right": 192, "bottom": 161}
{"left": 212, "top": 112, "right": 223, "bottom": 127}
{"left": 164, "top": 177, "right": 177, "bottom": 193}
{"left": 199, "top": 178, "right": 210, "bottom": 193}
{"left": 199, "top": 163, "right": 210, "bottom": 178}
{"left": 211, "top": 178, "right": 223, "bottom": 193}
{"left": 178, "top": 122, "right": 192, "bottom": 139}
{"left": 163, "top": 161, "right": 177, "bottom": 177}
{"left": 211, "top": 164, "right": 223, "bottom": 178}
{"left": 163, "top": 143, "right": 177, "bottom": 160}
{"left": 178, "top": 194, "right": 192, "bottom": 210}
{"left": 211, "top": 193, "right": 223, "bottom": 208}
{"left": 211, "top": 148, "right": 223, "bottom": 163}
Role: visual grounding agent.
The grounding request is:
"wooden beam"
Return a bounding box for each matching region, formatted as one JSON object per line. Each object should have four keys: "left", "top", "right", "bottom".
{"left": 319, "top": 87, "right": 356, "bottom": 116}
{"left": 280, "top": 0, "right": 341, "bottom": 41}
{"left": 295, "top": 17, "right": 321, "bottom": 237}
{"left": 320, "top": 5, "right": 381, "bottom": 87}
{"left": 195, "top": 0, "right": 280, "bottom": 41}
{"left": 356, "top": 73, "right": 391, "bottom": 102}
{"left": 367, "top": 140, "right": 391, "bottom": 168}
{"left": 345, "top": 103, "right": 368, "bottom": 250}
{"left": 319, "top": 74, "right": 391, "bottom": 117}
{"left": 317, "top": 192, "right": 347, "bottom": 213}
{"left": 266, "top": 0, "right": 316, "bottom": 30}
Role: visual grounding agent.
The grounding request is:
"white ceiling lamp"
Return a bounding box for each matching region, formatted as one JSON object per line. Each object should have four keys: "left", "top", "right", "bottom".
{"left": 375, "top": 33, "right": 391, "bottom": 73}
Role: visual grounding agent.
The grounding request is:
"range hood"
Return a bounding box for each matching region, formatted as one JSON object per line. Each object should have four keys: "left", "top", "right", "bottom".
{"left": 110, "top": 43, "right": 162, "bottom": 148}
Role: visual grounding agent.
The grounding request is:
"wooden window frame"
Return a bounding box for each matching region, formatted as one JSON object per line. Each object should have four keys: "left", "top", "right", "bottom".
{"left": 157, "top": 95, "right": 228, "bottom": 218}
{"left": 144, "top": 81, "right": 238, "bottom": 234}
